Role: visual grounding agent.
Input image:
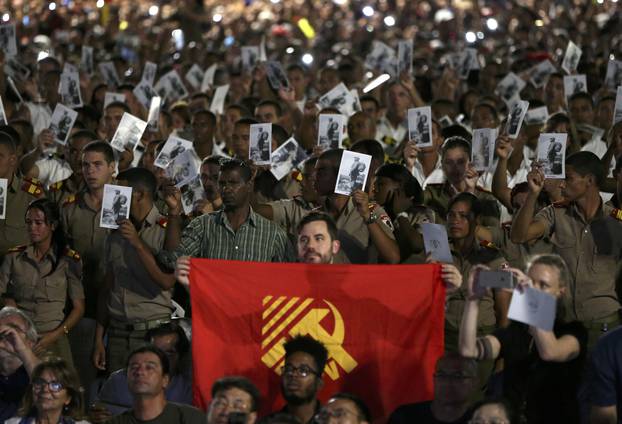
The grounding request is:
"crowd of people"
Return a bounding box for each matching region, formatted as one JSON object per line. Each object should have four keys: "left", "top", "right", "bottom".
{"left": 1, "top": 0, "right": 622, "bottom": 423}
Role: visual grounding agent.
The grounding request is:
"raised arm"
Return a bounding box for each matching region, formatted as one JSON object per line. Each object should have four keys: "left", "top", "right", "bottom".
{"left": 530, "top": 328, "right": 581, "bottom": 362}
{"left": 510, "top": 165, "right": 547, "bottom": 243}
{"left": 491, "top": 135, "right": 513, "bottom": 211}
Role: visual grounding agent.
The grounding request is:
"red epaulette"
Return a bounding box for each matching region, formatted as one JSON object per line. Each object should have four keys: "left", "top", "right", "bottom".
{"left": 157, "top": 217, "right": 168, "bottom": 228}
{"left": 611, "top": 208, "right": 622, "bottom": 221}
{"left": 291, "top": 170, "right": 303, "bottom": 182}
{"left": 553, "top": 200, "right": 570, "bottom": 208}
{"left": 479, "top": 239, "right": 499, "bottom": 250}
{"left": 7, "top": 245, "right": 27, "bottom": 253}
{"left": 21, "top": 177, "right": 44, "bottom": 198}
{"left": 62, "top": 194, "right": 77, "bottom": 207}
{"left": 63, "top": 247, "right": 81, "bottom": 261}
{"left": 49, "top": 180, "right": 65, "bottom": 192}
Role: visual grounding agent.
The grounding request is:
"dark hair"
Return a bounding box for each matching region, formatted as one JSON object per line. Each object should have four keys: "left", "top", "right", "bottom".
{"left": 597, "top": 94, "right": 616, "bottom": 106}
{"left": 297, "top": 212, "right": 339, "bottom": 241}
{"left": 226, "top": 104, "right": 252, "bottom": 118}
{"left": 317, "top": 148, "right": 344, "bottom": 170}
{"left": 235, "top": 117, "right": 260, "bottom": 128}
{"left": 448, "top": 192, "right": 481, "bottom": 218}
{"left": 359, "top": 95, "right": 380, "bottom": 110}
{"left": 69, "top": 129, "right": 98, "bottom": 144}
{"left": 441, "top": 124, "right": 472, "bottom": 142}
{"left": 375, "top": 163, "right": 423, "bottom": 204}
{"left": 117, "top": 167, "right": 158, "bottom": 199}
{"left": 105, "top": 101, "right": 131, "bottom": 114}
{"left": 0, "top": 131, "right": 17, "bottom": 153}
{"left": 146, "top": 321, "right": 190, "bottom": 356}
{"left": 272, "top": 124, "right": 290, "bottom": 146}
{"left": 26, "top": 199, "right": 68, "bottom": 276}
{"left": 441, "top": 136, "right": 472, "bottom": 158}
{"left": 257, "top": 99, "right": 283, "bottom": 117}
{"left": 211, "top": 376, "right": 261, "bottom": 412}
{"left": 127, "top": 345, "right": 170, "bottom": 376}
{"left": 193, "top": 109, "right": 217, "bottom": 127}
{"left": 472, "top": 101, "right": 499, "bottom": 121}
{"left": 220, "top": 158, "right": 252, "bottom": 182}
{"left": 329, "top": 392, "right": 372, "bottom": 422}
{"left": 19, "top": 357, "right": 85, "bottom": 420}
{"left": 471, "top": 397, "right": 514, "bottom": 424}
{"left": 0, "top": 125, "right": 21, "bottom": 147}
{"left": 202, "top": 155, "right": 226, "bottom": 167}
{"left": 258, "top": 412, "right": 302, "bottom": 424}
{"left": 283, "top": 335, "right": 329, "bottom": 375}
{"left": 350, "top": 139, "right": 384, "bottom": 164}
{"left": 545, "top": 112, "right": 570, "bottom": 132}
{"left": 83, "top": 140, "right": 115, "bottom": 164}
{"left": 565, "top": 151, "right": 605, "bottom": 187}
{"left": 568, "top": 91, "right": 593, "bottom": 107}
{"left": 171, "top": 104, "right": 191, "bottom": 124}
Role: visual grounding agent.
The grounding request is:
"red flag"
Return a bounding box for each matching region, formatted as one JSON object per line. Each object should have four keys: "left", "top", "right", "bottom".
{"left": 190, "top": 260, "right": 445, "bottom": 422}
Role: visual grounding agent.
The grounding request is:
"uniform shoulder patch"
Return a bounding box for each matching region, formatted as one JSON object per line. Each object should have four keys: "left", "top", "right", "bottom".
{"left": 7, "top": 245, "right": 27, "bottom": 253}
{"left": 157, "top": 217, "right": 168, "bottom": 228}
{"left": 553, "top": 200, "right": 570, "bottom": 208}
{"left": 49, "top": 180, "right": 65, "bottom": 192}
{"left": 611, "top": 208, "right": 622, "bottom": 221}
{"left": 64, "top": 248, "right": 81, "bottom": 261}
{"left": 21, "top": 178, "right": 44, "bottom": 198}
{"left": 479, "top": 239, "right": 499, "bottom": 250}
{"left": 291, "top": 170, "right": 303, "bottom": 182}
{"left": 62, "top": 194, "right": 77, "bottom": 207}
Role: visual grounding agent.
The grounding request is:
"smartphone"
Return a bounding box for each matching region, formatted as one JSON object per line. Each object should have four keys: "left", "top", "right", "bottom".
{"left": 228, "top": 412, "right": 248, "bottom": 424}
{"left": 477, "top": 270, "right": 515, "bottom": 289}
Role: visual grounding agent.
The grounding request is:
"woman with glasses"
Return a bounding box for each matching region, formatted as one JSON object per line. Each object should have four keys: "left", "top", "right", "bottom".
{"left": 0, "top": 199, "right": 84, "bottom": 366}
{"left": 5, "top": 357, "right": 90, "bottom": 424}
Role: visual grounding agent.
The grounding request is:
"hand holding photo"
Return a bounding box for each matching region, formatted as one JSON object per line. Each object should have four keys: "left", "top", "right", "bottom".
{"left": 100, "top": 184, "right": 132, "bottom": 229}
{"left": 471, "top": 128, "right": 497, "bottom": 172}
{"left": 60, "top": 70, "right": 83, "bottom": 108}
{"left": 397, "top": 40, "right": 413, "bottom": 77}
{"left": 210, "top": 84, "right": 230, "bottom": 115}
{"left": 241, "top": 46, "right": 260, "bottom": 72}
{"left": 98, "top": 61, "right": 120, "bottom": 87}
{"left": 495, "top": 72, "right": 525, "bottom": 104}
{"left": 334, "top": 150, "right": 372, "bottom": 196}
{"left": 421, "top": 223, "right": 453, "bottom": 264}
{"left": 80, "top": 46, "right": 94, "bottom": 76}
{"left": 508, "top": 286, "right": 557, "bottom": 331}
{"left": 537, "top": 133, "right": 567, "bottom": 179}
{"left": 179, "top": 175, "right": 205, "bottom": 215}
{"left": 505, "top": 100, "right": 529, "bottom": 139}
{"left": 266, "top": 61, "right": 290, "bottom": 91}
{"left": 141, "top": 61, "right": 157, "bottom": 85}
{"left": 529, "top": 60, "right": 556, "bottom": 88}
{"left": 407, "top": 106, "right": 433, "bottom": 147}
{"left": 270, "top": 137, "right": 308, "bottom": 180}
{"left": 561, "top": 41, "right": 582, "bottom": 75}
{"left": 317, "top": 114, "right": 345, "bottom": 150}
{"left": 0, "top": 24, "right": 17, "bottom": 57}
{"left": 563, "top": 74, "right": 587, "bottom": 100}
{"left": 154, "top": 135, "right": 194, "bottom": 168}
{"left": 605, "top": 59, "right": 622, "bottom": 90}
{"left": 185, "top": 64, "right": 204, "bottom": 90}
{"left": 166, "top": 149, "right": 202, "bottom": 187}
{"left": 49, "top": 103, "right": 78, "bottom": 145}
{"left": 249, "top": 123, "right": 272, "bottom": 165}
{"left": 110, "top": 113, "right": 148, "bottom": 152}
{"left": 318, "top": 83, "right": 359, "bottom": 116}
{"left": 133, "top": 81, "right": 157, "bottom": 110}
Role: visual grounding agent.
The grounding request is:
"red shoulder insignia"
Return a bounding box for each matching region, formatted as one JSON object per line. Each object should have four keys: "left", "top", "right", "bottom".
{"left": 553, "top": 200, "right": 570, "bottom": 208}
{"left": 611, "top": 208, "right": 622, "bottom": 221}
{"left": 49, "top": 180, "right": 65, "bottom": 192}
{"left": 382, "top": 136, "right": 397, "bottom": 146}
{"left": 62, "top": 195, "right": 77, "bottom": 207}
{"left": 64, "top": 247, "right": 81, "bottom": 261}
{"left": 7, "top": 245, "right": 27, "bottom": 253}
{"left": 479, "top": 239, "right": 499, "bottom": 250}
{"left": 291, "top": 170, "right": 303, "bottom": 182}
{"left": 157, "top": 217, "right": 168, "bottom": 228}
{"left": 21, "top": 178, "right": 44, "bottom": 198}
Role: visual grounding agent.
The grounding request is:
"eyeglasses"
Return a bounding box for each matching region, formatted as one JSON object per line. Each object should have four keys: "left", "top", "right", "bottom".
{"left": 281, "top": 364, "right": 319, "bottom": 378}
{"left": 32, "top": 378, "right": 64, "bottom": 393}
{"left": 210, "top": 397, "right": 249, "bottom": 412}
{"left": 314, "top": 408, "right": 361, "bottom": 423}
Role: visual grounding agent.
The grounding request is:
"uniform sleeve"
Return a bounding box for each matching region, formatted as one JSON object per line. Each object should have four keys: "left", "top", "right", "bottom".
{"left": 488, "top": 225, "right": 505, "bottom": 248}
{"left": 534, "top": 205, "right": 555, "bottom": 237}
{"left": 158, "top": 216, "right": 206, "bottom": 269}
{"left": 372, "top": 204, "right": 396, "bottom": 240}
{"left": 269, "top": 200, "right": 291, "bottom": 229}
{"left": 272, "top": 227, "right": 296, "bottom": 263}
{"left": 65, "top": 257, "right": 85, "bottom": 301}
{"left": 589, "top": 333, "right": 620, "bottom": 406}
{"left": 0, "top": 254, "right": 13, "bottom": 295}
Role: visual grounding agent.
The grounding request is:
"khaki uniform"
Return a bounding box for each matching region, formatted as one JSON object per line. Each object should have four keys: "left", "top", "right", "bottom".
{"left": 488, "top": 222, "right": 554, "bottom": 270}
{"left": 535, "top": 201, "right": 622, "bottom": 349}
{"left": 424, "top": 183, "right": 500, "bottom": 227}
{"left": 105, "top": 205, "right": 174, "bottom": 372}
{"left": 395, "top": 204, "right": 437, "bottom": 263}
{"left": 271, "top": 197, "right": 395, "bottom": 264}
{"left": 47, "top": 176, "right": 85, "bottom": 205}
{"left": 0, "top": 176, "right": 45, "bottom": 258}
{"left": 0, "top": 244, "right": 83, "bottom": 366}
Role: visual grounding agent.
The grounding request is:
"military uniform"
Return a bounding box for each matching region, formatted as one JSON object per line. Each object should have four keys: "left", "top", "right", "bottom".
{"left": 47, "top": 176, "right": 85, "bottom": 205}
{"left": 424, "top": 183, "right": 501, "bottom": 227}
{"left": 395, "top": 204, "right": 437, "bottom": 263}
{"left": 488, "top": 222, "right": 554, "bottom": 270}
{"left": 0, "top": 244, "right": 83, "bottom": 366}
{"left": 535, "top": 200, "right": 622, "bottom": 349}
{"left": 104, "top": 206, "right": 174, "bottom": 372}
{"left": 0, "top": 176, "right": 45, "bottom": 258}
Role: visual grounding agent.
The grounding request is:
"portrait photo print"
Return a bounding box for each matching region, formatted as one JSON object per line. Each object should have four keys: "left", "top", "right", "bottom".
{"left": 537, "top": 133, "right": 567, "bottom": 179}
{"left": 334, "top": 150, "right": 372, "bottom": 196}
{"left": 100, "top": 184, "right": 132, "bottom": 229}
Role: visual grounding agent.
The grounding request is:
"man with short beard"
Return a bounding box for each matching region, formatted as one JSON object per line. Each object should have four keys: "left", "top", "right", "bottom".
{"left": 296, "top": 212, "right": 341, "bottom": 264}
{"left": 277, "top": 335, "right": 328, "bottom": 424}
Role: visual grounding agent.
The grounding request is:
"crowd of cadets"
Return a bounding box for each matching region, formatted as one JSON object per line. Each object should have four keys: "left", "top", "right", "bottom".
{"left": 1, "top": 0, "right": 622, "bottom": 423}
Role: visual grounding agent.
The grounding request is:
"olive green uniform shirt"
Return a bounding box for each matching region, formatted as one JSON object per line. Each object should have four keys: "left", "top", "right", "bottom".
{"left": 488, "top": 223, "right": 554, "bottom": 270}
{"left": 424, "top": 183, "right": 500, "bottom": 227}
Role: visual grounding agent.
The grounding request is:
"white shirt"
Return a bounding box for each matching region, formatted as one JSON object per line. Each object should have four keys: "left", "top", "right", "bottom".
{"left": 25, "top": 102, "right": 53, "bottom": 136}
{"left": 35, "top": 156, "right": 73, "bottom": 187}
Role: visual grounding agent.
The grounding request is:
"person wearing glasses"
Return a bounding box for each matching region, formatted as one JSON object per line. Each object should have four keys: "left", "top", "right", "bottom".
{"left": 206, "top": 376, "right": 261, "bottom": 424}
{"left": 277, "top": 335, "right": 328, "bottom": 424}
{"left": 5, "top": 357, "right": 89, "bottom": 424}
{"left": 314, "top": 392, "right": 371, "bottom": 424}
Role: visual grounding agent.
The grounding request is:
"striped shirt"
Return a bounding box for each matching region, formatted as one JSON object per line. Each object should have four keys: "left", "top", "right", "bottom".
{"left": 160, "top": 208, "right": 295, "bottom": 267}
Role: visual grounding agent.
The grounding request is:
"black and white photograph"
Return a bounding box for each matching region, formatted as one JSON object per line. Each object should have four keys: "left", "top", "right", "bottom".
{"left": 249, "top": 123, "right": 272, "bottom": 165}
{"left": 133, "top": 80, "right": 157, "bottom": 110}
{"left": 365, "top": 40, "right": 396, "bottom": 75}
{"left": 561, "top": 40, "right": 582, "bottom": 75}
{"left": 421, "top": 223, "right": 453, "bottom": 264}
{"left": 100, "top": 184, "right": 132, "bottom": 229}
{"left": 525, "top": 106, "right": 549, "bottom": 126}
{"left": 4, "top": 57, "right": 30, "bottom": 81}
{"left": 49, "top": 103, "right": 78, "bottom": 145}
{"left": 60, "top": 70, "right": 83, "bottom": 108}
{"left": 185, "top": 64, "right": 204, "bottom": 90}
{"left": 495, "top": 72, "right": 525, "bottom": 104}
{"left": 110, "top": 113, "right": 148, "bottom": 152}
{"left": 505, "top": 100, "right": 529, "bottom": 139}
{"left": 0, "top": 23, "right": 17, "bottom": 57}
{"left": 529, "top": 60, "right": 556, "bottom": 88}
{"left": 147, "top": 96, "right": 161, "bottom": 131}
{"left": 0, "top": 96, "right": 6, "bottom": 126}
{"left": 397, "top": 40, "right": 413, "bottom": 77}
{"left": 605, "top": 60, "right": 622, "bottom": 90}
{"left": 334, "top": 150, "right": 372, "bottom": 196}
{"left": 166, "top": 149, "right": 201, "bottom": 187}
{"left": 563, "top": 74, "right": 587, "bottom": 100}
{"left": 318, "top": 82, "right": 359, "bottom": 116}
{"left": 98, "top": 61, "right": 120, "bottom": 87}
{"left": 209, "top": 84, "right": 230, "bottom": 115}
{"left": 179, "top": 175, "right": 204, "bottom": 215}
{"left": 0, "top": 178, "right": 6, "bottom": 220}
{"left": 613, "top": 86, "right": 622, "bottom": 126}
{"left": 537, "top": 133, "right": 567, "bottom": 179}
{"left": 201, "top": 63, "right": 218, "bottom": 91}
{"left": 141, "top": 61, "right": 157, "bottom": 85}
{"left": 317, "top": 114, "right": 345, "bottom": 150}
{"left": 472, "top": 128, "right": 497, "bottom": 172}
{"left": 241, "top": 46, "right": 260, "bottom": 73}
{"left": 407, "top": 106, "right": 433, "bottom": 147}
{"left": 154, "top": 135, "right": 193, "bottom": 168}
{"left": 270, "top": 137, "right": 308, "bottom": 180}
{"left": 456, "top": 48, "right": 479, "bottom": 80}
{"left": 155, "top": 70, "right": 188, "bottom": 103}
{"left": 80, "top": 46, "right": 94, "bottom": 76}
{"left": 266, "top": 61, "right": 290, "bottom": 91}
{"left": 104, "top": 92, "right": 126, "bottom": 109}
